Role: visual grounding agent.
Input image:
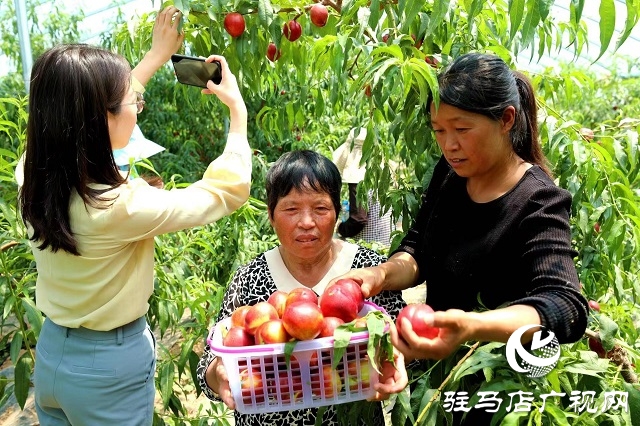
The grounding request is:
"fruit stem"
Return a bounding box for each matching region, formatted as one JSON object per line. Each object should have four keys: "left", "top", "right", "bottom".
{"left": 317, "top": 0, "right": 341, "bottom": 13}
{"left": 415, "top": 342, "right": 480, "bottom": 425}
{"left": 1, "top": 240, "right": 18, "bottom": 252}
{"left": 584, "top": 328, "right": 638, "bottom": 384}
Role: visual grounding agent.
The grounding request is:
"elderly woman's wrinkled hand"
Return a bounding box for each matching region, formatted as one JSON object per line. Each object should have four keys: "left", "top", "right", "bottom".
{"left": 368, "top": 346, "right": 408, "bottom": 401}
{"left": 206, "top": 357, "right": 236, "bottom": 409}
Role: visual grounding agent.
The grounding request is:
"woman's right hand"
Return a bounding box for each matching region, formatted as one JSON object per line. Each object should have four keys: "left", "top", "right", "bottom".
{"left": 202, "top": 56, "right": 245, "bottom": 110}
{"left": 205, "top": 357, "right": 236, "bottom": 409}
{"left": 328, "top": 252, "right": 419, "bottom": 298}
{"left": 202, "top": 56, "right": 247, "bottom": 136}
{"left": 327, "top": 265, "right": 387, "bottom": 299}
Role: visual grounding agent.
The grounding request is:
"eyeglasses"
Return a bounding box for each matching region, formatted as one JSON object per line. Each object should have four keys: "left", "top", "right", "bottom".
{"left": 121, "top": 91, "right": 145, "bottom": 114}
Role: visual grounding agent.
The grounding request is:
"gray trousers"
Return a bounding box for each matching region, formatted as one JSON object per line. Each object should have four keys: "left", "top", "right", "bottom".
{"left": 34, "top": 316, "right": 156, "bottom": 426}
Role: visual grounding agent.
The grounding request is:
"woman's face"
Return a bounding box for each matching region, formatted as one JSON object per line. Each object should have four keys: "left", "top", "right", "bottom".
{"left": 430, "top": 102, "right": 515, "bottom": 178}
{"left": 270, "top": 186, "right": 337, "bottom": 260}
{"left": 108, "top": 84, "right": 138, "bottom": 150}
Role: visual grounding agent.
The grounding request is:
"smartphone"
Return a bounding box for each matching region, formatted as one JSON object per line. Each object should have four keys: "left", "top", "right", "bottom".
{"left": 171, "top": 54, "right": 222, "bottom": 88}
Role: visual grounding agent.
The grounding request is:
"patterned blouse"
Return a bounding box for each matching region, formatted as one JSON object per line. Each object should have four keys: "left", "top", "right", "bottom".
{"left": 196, "top": 241, "right": 407, "bottom": 426}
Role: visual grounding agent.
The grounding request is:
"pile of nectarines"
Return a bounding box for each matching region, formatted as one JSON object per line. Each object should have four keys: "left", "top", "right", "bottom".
{"left": 215, "top": 279, "right": 384, "bottom": 409}
{"left": 222, "top": 279, "right": 367, "bottom": 348}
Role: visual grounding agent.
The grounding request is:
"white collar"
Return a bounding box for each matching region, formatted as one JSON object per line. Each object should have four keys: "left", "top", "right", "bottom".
{"left": 264, "top": 240, "right": 359, "bottom": 295}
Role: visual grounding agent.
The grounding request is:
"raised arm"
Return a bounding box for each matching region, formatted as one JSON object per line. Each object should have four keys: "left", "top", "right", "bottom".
{"left": 131, "top": 6, "right": 184, "bottom": 88}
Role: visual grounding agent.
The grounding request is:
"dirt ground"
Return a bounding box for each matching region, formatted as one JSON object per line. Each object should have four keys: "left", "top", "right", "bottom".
{"left": 0, "top": 284, "right": 426, "bottom": 426}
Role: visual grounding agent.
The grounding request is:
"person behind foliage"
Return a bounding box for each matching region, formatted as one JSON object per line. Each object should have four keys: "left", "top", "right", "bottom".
{"left": 332, "top": 127, "right": 395, "bottom": 246}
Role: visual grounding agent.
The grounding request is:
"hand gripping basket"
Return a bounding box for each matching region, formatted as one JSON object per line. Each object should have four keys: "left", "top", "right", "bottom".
{"left": 207, "top": 301, "right": 386, "bottom": 414}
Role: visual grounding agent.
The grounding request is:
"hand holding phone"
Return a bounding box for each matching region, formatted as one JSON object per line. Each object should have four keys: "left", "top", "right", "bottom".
{"left": 171, "top": 54, "right": 222, "bottom": 88}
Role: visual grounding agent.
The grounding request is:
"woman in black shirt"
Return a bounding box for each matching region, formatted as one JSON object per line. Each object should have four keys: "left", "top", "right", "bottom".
{"left": 332, "top": 52, "right": 588, "bottom": 362}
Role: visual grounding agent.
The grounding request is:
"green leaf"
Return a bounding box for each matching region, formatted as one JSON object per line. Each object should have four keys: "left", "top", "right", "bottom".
{"left": 284, "top": 340, "right": 298, "bottom": 367}
{"left": 257, "top": 0, "right": 274, "bottom": 27}
{"left": 314, "top": 405, "right": 327, "bottom": 426}
{"left": 501, "top": 409, "right": 531, "bottom": 425}
{"left": 509, "top": 0, "right": 525, "bottom": 42}
{"left": 520, "top": 0, "right": 541, "bottom": 49}
{"left": 371, "top": 44, "right": 405, "bottom": 61}
{"left": 538, "top": 0, "right": 553, "bottom": 21}
{"left": 14, "top": 354, "right": 33, "bottom": 410}
{"left": 414, "top": 388, "right": 439, "bottom": 425}
{"left": 400, "top": 0, "right": 425, "bottom": 34}
{"left": 10, "top": 331, "right": 23, "bottom": 364}
{"left": 598, "top": 314, "right": 619, "bottom": 351}
{"left": 425, "top": 0, "right": 450, "bottom": 37}
{"left": 544, "top": 402, "right": 571, "bottom": 425}
{"left": 22, "top": 298, "right": 43, "bottom": 337}
{"left": 174, "top": 0, "right": 189, "bottom": 14}
{"left": 159, "top": 361, "right": 176, "bottom": 408}
{"left": 392, "top": 388, "right": 412, "bottom": 425}
{"left": 464, "top": 0, "right": 484, "bottom": 22}
{"left": 452, "top": 351, "right": 505, "bottom": 382}
{"left": 596, "top": 0, "right": 616, "bottom": 61}
{"left": 570, "top": 0, "right": 585, "bottom": 25}
{"left": 622, "top": 382, "right": 640, "bottom": 426}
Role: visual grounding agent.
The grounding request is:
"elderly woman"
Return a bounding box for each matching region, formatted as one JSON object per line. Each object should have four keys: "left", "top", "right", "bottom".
{"left": 196, "top": 150, "right": 407, "bottom": 426}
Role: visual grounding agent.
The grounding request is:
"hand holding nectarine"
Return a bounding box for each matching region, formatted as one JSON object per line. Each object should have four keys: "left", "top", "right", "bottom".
{"left": 391, "top": 308, "right": 470, "bottom": 361}
{"left": 327, "top": 266, "right": 386, "bottom": 299}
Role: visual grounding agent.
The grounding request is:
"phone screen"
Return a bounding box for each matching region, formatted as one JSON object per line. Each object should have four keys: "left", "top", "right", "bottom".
{"left": 171, "top": 55, "right": 222, "bottom": 88}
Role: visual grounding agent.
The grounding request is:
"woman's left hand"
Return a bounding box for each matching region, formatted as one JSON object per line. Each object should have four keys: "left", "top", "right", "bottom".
{"left": 132, "top": 6, "right": 184, "bottom": 86}
{"left": 391, "top": 309, "right": 471, "bottom": 360}
{"left": 149, "top": 6, "right": 184, "bottom": 62}
{"left": 368, "top": 346, "right": 409, "bottom": 401}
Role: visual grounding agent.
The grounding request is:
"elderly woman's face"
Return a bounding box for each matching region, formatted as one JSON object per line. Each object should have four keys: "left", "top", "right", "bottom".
{"left": 270, "top": 187, "right": 337, "bottom": 258}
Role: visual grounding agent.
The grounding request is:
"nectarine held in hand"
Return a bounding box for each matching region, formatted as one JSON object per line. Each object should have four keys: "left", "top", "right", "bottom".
{"left": 333, "top": 278, "right": 364, "bottom": 311}
{"left": 319, "top": 284, "right": 359, "bottom": 322}
{"left": 397, "top": 304, "right": 439, "bottom": 339}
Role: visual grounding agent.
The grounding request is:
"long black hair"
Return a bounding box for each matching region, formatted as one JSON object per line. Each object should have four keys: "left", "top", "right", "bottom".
{"left": 434, "top": 52, "right": 551, "bottom": 176}
{"left": 266, "top": 150, "right": 342, "bottom": 219}
{"left": 19, "top": 44, "right": 130, "bottom": 255}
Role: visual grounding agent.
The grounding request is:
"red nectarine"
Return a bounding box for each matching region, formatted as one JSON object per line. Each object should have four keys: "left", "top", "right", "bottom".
{"left": 282, "top": 301, "right": 324, "bottom": 340}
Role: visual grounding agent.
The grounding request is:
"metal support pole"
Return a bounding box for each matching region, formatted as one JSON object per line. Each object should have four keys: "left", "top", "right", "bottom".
{"left": 14, "top": 0, "right": 33, "bottom": 94}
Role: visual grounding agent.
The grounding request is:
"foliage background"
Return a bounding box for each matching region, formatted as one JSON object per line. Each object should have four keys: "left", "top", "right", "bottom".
{"left": 1, "top": 0, "right": 640, "bottom": 425}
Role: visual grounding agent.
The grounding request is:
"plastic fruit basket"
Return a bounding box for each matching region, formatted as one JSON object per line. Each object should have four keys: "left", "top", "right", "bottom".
{"left": 207, "top": 301, "right": 386, "bottom": 414}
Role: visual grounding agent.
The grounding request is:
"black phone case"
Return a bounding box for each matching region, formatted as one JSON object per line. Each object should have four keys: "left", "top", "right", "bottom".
{"left": 171, "top": 54, "right": 222, "bottom": 87}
